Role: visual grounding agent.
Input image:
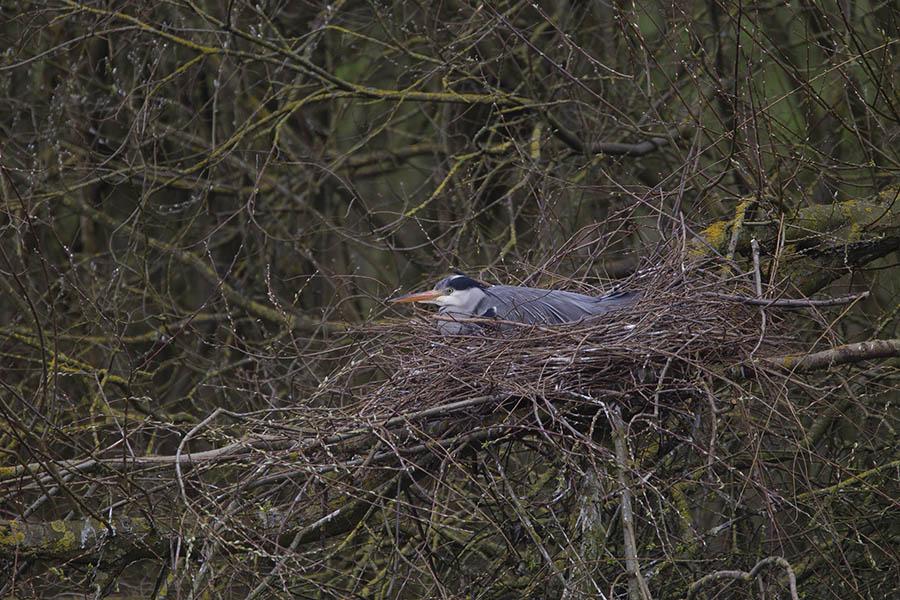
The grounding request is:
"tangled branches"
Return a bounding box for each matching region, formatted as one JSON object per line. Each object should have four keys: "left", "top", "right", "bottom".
{"left": 6, "top": 255, "right": 893, "bottom": 598}
{"left": 1, "top": 0, "right": 897, "bottom": 597}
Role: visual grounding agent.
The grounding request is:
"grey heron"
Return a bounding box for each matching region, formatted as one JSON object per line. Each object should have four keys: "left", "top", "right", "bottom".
{"left": 390, "top": 274, "right": 637, "bottom": 335}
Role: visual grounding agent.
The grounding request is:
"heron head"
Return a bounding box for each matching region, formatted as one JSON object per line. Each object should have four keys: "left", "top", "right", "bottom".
{"left": 389, "top": 274, "right": 489, "bottom": 314}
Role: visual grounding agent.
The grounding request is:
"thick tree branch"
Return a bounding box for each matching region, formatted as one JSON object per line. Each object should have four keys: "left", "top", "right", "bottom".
{"left": 706, "top": 291, "right": 869, "bottom": 307}
{"left": 609, "top": 406, "right": 653, "bottom": 600}
{"left": 763, "top": 339, "right": 900, "bottom": 372}
{"left": 697, "top": 186, "right": 900, "bottom": 256}
{"left": 0, "top": 517, "right": 163, "bottom": 563}
{"left": 786, "top": 236, "right": 900, "bottom": 295}
{"left": 695, "top": 189, "right": 899, "bottom": 293}
{"left": 687, "top": 556, "right": 799, "bottom": 600}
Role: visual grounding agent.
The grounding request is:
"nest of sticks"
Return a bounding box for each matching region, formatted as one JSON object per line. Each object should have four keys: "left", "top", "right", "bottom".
{"left": 330, "top": 256, "right": 791, "bottom": 424}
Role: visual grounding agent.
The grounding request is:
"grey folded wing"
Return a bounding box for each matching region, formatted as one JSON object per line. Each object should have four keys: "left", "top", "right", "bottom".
{"left": 479, "top": 286, "right": 637, "bottom": 325}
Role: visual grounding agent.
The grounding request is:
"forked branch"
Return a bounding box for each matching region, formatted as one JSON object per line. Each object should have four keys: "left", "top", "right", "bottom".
{"left": 686, "top": 555, "right": 799, "bottom": 600}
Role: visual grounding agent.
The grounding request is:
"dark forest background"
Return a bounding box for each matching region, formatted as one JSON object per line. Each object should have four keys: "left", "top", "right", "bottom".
{"left": 0, "top": 1, "right": 898, "bottom": 598}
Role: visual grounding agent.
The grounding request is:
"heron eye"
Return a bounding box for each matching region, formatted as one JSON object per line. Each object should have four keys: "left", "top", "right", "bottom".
{"left": 445, "top": 287, "right": 454, "bottom": 294}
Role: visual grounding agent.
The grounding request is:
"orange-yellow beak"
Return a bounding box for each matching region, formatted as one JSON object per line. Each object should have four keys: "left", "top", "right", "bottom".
{"left": 389, "top": 290, "right": 443, "bottom": 304}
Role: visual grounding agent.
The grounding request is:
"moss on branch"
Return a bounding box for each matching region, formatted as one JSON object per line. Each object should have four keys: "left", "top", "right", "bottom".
{"left": 0, "top": 517, "right": 158, "bottom": 562}
{"left": 697, "top": 190, "right": 899, "bottom": 256}
{"left": 694, "top": 188, "right": 899, "bottom": 292}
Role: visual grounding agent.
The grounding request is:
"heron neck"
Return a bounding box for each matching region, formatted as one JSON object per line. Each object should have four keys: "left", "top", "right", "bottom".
{"left": 438, "top": 306, "right": 475, "bottom": 318}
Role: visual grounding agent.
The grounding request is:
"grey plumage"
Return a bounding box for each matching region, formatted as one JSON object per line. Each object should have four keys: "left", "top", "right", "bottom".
{"left": 391, "top": 274, "right": 637, "bottom": 335}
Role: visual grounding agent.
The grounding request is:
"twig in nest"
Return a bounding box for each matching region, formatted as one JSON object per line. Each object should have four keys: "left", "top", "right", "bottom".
{"left": 432, "top": 313, "right": 561, "bottom": 334}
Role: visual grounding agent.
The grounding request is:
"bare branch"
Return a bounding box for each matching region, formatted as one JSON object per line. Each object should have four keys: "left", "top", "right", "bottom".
{"left": 707, "top": 291, "right": 870, "bottom": 308}
{"left": 763, "top": 339, "right": 900, "bottom": 372}
{"left": 608, "top": 406, "right": 653, "bottom": 600}
{"left": 687, "top": 556, "right": 799, "bottom": 600}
